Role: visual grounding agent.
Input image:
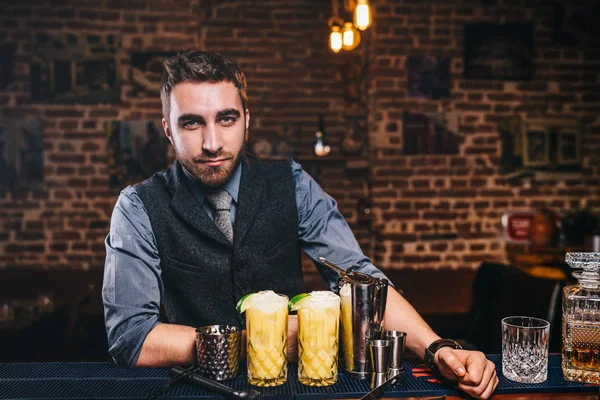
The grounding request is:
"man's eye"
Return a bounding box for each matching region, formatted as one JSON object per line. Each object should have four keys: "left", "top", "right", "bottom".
{"left": 221, "top": 117, "right": 236, "bottom": 125}
{"left": 183, "top": 120, "right": 199, "bottom": 128}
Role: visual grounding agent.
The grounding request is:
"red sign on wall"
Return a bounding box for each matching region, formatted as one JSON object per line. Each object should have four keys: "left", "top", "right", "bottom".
{"left": 502, "top": 212, "right": 536, "bottom": 243}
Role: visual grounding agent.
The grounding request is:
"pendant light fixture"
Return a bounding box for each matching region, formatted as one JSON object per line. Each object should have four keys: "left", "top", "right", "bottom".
{"left": 328, "top": 0, "right": 344, "bottom": 53}
{"left": 328, "top": 0, "right": 371, "bottom": 53}
{"left": 341, "top": 21, "right": 360, "bottom": 51}
{"left": 353, "top": 0, "right": 372, "bottom": 31}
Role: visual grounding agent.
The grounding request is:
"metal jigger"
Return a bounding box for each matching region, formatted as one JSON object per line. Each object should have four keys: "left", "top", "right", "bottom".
{"left": 368, "top": 339, "right": 390, "bottom": 389}
{"left": 385, "top": 331, "right": 407, "bottom": 378}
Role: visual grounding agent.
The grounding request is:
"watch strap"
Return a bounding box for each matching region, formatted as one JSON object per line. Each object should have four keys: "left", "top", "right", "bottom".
{"left": 424, "top": 339, "right": 462, "bottom": 370}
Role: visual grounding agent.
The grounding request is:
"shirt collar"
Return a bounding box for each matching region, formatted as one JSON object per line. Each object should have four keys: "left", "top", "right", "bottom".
{"left": 182, "top": 161, "right": 242, "bottom": 205}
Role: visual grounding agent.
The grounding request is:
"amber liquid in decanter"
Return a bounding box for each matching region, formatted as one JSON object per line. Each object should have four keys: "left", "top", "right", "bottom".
{"left": 562, "top": 252, "right": 600, "bottom": 383}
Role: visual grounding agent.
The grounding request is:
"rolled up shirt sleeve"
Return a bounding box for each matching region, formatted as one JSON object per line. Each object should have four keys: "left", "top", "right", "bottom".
{"left": 292, "top": 161, "right": 392, "bottom": 293}
{"left": 102, "top": 186, "right": 163, "bottom": 368}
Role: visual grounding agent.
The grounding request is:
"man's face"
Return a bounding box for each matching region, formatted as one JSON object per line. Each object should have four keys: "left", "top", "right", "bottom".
{"left": 163, "top": 81, "right": 249, "bottom": 187}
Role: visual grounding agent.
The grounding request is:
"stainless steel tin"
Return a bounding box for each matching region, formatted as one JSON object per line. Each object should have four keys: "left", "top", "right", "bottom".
{"left": 385, "top": 330, "right": 407, "bottom": 370}
{"left": 196, "top": 324, "right": 241, "bottom": 381}
{"left": 368, "top": 339, "right": 391, "bottom": 373}
{"left": 339, "top": 275, "right": 389, "bottom": 379}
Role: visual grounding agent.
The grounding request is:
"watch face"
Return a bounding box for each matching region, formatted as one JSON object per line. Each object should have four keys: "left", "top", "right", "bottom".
{"left": 425, "top": 339, "right": 461, "bottom": 369}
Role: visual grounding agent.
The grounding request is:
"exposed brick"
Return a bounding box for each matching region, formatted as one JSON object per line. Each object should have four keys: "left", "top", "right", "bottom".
{"left": 423, "top": 212, "right": 458, "bottom": 220}
{"left": 89, "top": 109, "right": 119, "bottom": 118}
{"left": 1, "top": 0, "right": 598, "bottom": 274}
{"left": 384, "top": 233, "right": 418, "bottom": 242}
{"left": 82, "top": 142, "right": 100, "bottom": 151}
{"left": 52, "top": 231, "right": 81, "bottom": 240}
{"left": 49, "top": 154, "right": 85, "bottom": 163}
{"left": 45, "top": 109, "right": 85, "bottom": 118}
{"left": 456, "top": 102, "right": 492, "bottom": 112}
{"left": 430, "top": 242, "right": 448, "bottom": 252}
{"left": 15, "top": 231, "right": 45, "bottom": 241}
{"left": 105, "top": 0, "right": 145, "bottom": 10}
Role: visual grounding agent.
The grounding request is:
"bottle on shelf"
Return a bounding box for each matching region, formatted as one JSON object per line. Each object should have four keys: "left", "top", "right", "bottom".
{"left": 314, "top": 113, "right": 331, "bottom": 157}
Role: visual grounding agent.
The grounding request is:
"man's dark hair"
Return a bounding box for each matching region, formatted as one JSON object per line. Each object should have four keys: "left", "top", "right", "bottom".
{"left": 160, "top": 51, "right": 248, "bottom": 122}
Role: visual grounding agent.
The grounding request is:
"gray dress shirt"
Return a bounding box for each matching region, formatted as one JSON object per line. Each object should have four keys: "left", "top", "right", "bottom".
{"left": 103, "top": 160, "right": 390, "bottom": 367}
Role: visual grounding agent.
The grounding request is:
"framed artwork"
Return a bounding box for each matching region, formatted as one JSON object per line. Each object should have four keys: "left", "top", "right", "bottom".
{"left": 106, "top": 120, "right": 170, "bottom": 189}
{"left": 523, "top": 124, "right": 550, "bottom": 168}
{"left": 407, "top": 56, "right": 451, "bottom": 99}
{"left": 0, "top": 46, "right": 15, "bottom": 90}
{"left": 557, "top": 129, "right": 580, "bottom": 167}
{"left": 130, "top": 52, "right": 177, "bottom": 97}
{"left": 553, "top": 2, "right": 600, "bottom": 47}
{"left": 0, "top": 116, "right": 44, "bottom": 191}
{"left": 499, "top": 117, "right": 523, "bottom": 174}
{"left": 403, "top": 111, "right": 459, "bottom": 155}
{"left": 464, "top": 23, "right": 533, "bottom": 80}
{"left": 521, "top": 119, "right": 581, "bottom": 171}
{"left": 30, "top": 33, "right": 120, "bottom": 104}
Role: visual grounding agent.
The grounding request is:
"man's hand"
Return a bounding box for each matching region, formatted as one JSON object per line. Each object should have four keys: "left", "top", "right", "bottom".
{"left": 434, "top": 347, "right": 498, "bottom": 400}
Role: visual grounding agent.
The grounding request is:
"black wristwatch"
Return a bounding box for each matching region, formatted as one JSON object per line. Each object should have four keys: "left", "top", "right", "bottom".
{"left": 424, "top": 339, "right": 462, "bottom": 370}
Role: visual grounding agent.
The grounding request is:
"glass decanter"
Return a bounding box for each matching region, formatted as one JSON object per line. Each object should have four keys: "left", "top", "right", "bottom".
{"left": 562, "top": 252, "right": 600, "bottom": 383}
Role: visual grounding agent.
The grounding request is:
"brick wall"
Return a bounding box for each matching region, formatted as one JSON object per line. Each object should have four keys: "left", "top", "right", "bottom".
{"left": 367, "top": 0, "right": 600, "bottom": 270}
{"left": 0, "top": 0, "right": 598, "bottom": 272}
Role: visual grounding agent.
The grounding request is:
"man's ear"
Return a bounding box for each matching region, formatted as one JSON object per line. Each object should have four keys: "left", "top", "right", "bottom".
{"left": 162, "top": 118, "right": 173, "bottom": 145}
{"left": 244, "top": 109, "right": 250, "bottom": 142}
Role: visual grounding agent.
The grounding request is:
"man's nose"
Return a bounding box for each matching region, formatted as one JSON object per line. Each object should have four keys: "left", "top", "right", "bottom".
{"left": 202, "top": 124, "right": 223, "bottom": 154}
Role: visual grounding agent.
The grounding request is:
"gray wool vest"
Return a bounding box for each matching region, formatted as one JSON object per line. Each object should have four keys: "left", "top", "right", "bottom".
{"left": 135, "top": 155, "right": 304, "bottom": 328}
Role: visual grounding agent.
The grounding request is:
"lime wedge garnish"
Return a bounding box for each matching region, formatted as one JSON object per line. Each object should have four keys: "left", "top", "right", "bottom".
{"left": 288, "top": 293, "right": 311, "bottom": 312}
{"left": 236, "top": 292, "right": 258, "bottom": 313}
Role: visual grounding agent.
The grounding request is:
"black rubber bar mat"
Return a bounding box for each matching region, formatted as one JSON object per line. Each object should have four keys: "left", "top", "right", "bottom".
{"left": 0, "top": 354, "right": 598, "bottom": 399}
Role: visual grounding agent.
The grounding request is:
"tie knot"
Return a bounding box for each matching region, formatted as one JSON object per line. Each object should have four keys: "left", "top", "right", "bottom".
{"left": 206, "top": 190, "right": 232, "bottom": 211}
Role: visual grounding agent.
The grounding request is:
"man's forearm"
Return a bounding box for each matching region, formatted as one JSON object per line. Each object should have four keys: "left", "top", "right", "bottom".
{"left": 383, "top": 289, "right": 440, "bottom": 359}
{"left": 136, "top": 323, "right": 197, "bottom": 367}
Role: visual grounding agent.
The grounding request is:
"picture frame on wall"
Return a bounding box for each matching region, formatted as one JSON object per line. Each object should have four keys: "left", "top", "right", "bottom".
{"left": 553, "top": 2, "right": 600, "bottom": 47}
{"left": 521, "top": 119, "right": 581, "bottom": 171}
{"left": 464, "top": 23, "right": 533, "bottom": 80}
{"left": 0, "top": 46, "right": 15, "bottom": 90}
{"left": 557, "top": 128, "right": 580, "bottom": 167}
{"left": 30, "top": 33, "right": 120, "bottom": 104}
{"left": 523, "top": 126, "right": 550, "bottom": 168}
{"left": 407, "top": 55, "right": 451, "bottom": 99}
{"left": 106, "top": 120, "right": 170, "bottom": 189}
{"left": 130, "top": 51, "right": 177, "bottom": 98}
{"left": 0, "top": 116, "right": 44, "bottom": 191}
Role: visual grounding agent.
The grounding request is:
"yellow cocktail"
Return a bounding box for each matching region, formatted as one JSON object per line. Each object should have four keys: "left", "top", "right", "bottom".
{"left": 245, "top": 291, "right": 288, "bottom": 387}
{"left": 296, "top": 291, "right": 340, "bottom": 386}
{"left": 340, "top": 283, "right": 354, "bottom": 370}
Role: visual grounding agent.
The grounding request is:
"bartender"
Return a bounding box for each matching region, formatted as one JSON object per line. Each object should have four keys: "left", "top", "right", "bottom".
{"left": 102, "top": 50, "right": 497, "bottom": 399}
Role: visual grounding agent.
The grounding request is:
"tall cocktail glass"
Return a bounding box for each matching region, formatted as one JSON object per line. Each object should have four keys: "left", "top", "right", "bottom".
{"left": 297, "top": 291, "right": 340, "bottom": 386}
{"left": 245, "top": 291, "right": 288, "bottom": 387}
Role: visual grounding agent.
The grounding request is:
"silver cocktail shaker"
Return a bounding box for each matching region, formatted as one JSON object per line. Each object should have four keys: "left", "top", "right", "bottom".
{"left": 339, "top": 274, "right": 389, "bottom": 379}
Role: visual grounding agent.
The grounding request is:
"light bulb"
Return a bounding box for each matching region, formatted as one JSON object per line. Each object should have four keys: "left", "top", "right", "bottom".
{"left": 353, "top": 0, "right": 372, "bottom": 31}
{"left": 330, "top": 25, "right": 342, "bottom": 53}
{"left": 341, "top": 22, "right": 360, "bottom": 51}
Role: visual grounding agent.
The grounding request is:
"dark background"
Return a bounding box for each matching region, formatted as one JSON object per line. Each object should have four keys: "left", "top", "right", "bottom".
{"left": 0, "top": 0, "right": 599, "bottom": 362}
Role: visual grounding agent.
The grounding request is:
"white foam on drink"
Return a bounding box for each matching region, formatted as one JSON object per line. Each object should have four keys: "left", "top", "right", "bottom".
{"left": 306, "top": 291, "right": 340, "bottom": 308}
{"left": 310, "top": 291, "right": 339, "bottom": 300}
{"left": 251, "top": 290, "right": 287, "bottom": 312}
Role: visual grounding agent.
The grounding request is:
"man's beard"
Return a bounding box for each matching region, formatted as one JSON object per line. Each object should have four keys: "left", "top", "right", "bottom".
{"left": 178, "top": 149, "right": 243, "bottom": 188}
